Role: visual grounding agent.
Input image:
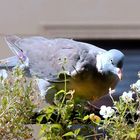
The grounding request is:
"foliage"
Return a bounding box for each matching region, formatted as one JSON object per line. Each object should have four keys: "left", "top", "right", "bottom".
{"left": 37, "top": 71, "right": 102, "bottom": 140}
{"left": 99, "top": 73, "right": 140, "bottom": 140}
{"left": 0, "top": 65, "right": 140, "bottom": 140}
{"left": 0, "top": 68, "right": 37, "bottom": 139}
{"left": 37, "top": 71, "right": 140, "bottom": 140}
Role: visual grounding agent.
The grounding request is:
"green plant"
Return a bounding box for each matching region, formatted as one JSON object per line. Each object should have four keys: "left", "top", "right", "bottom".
{"left": 99, "top": 74, "right": 140, "bottom": 140}
{"left": 37, "top": 69, "right": 140, "bottom": 140}
{"left": 1, "top": 63, "right": 140, "bottom": 140}
{"left": 37, "top": 66, "right": 101, "bottom": 140}
{"left": 0, "top": 68, "right": 37, "bottom": 139}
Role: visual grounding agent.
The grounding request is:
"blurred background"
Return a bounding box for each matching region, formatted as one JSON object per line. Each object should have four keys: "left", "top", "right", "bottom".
{"left": 0, "top": 0, "right": 140, "bottom": 104}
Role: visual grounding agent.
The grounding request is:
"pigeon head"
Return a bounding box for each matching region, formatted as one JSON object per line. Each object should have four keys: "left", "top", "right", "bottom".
{"left": 97, "top": 49, "right": 124, "bottom": 80}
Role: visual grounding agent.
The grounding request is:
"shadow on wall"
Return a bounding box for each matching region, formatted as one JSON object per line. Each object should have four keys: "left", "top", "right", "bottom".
{"left": 0, "top": 37, "right": 13, "bottom": 59}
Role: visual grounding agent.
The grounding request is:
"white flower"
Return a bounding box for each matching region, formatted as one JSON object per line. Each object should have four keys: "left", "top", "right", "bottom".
{"left": 121, "top": 91, "right": 134, "bottom": 103}
{"left": 135, "top": 80, "right": 140, "bottom": 87}
{"left": 131, "top": 80, "right": 140, "bottom": 92}
{"left": 0, "top": 69, "right": 8, "bottom": 83}
{"left": 136, "top": 110, "right": 140, "bottom": 115}
{"left": 99, "top": 105, "right": 115, "bottom": 118}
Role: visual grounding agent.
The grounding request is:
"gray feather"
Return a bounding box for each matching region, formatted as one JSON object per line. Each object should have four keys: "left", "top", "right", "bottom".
{"left": 3, "top": 36, "right": 124, "bottom": 102}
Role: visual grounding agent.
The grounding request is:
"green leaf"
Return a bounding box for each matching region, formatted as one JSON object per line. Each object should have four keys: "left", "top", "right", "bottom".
{"left": 74, "top": 128, "right": 81, "bottom": 135}
{"left": 129, "top": 132, "right": 136, "bottom": 139}
{"left": 55, "top": 89, "right": 65, "bottom": 96}
{"left": 77, "top": 136, "right": 85, "bottom": 140}
{"left": 44, "top": 106, "right": 55, "bottom": 120}
{"left": 37, "top": 115, "right": 46, "bottom": 123}
{"left": 40, "top": 137, "right": 47, "bottom": 140}
{"left": 39, "top": 124, "right": 47, "bottom": 136}
{"left": 63, "top": 131, "right": 74, "bottom": 137}
{"left": 1, "top": 96, "right": 8, "bottom": 106}
{"left": 83, "top": 115, "right": 89, "bottom": 121}
{"left": 51, "top": 124, "right": 62, "bottom": 130}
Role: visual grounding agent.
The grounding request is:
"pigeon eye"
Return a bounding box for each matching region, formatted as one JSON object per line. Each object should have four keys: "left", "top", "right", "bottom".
{"left": 111, "top": 59, "right": 114, "bottom": 65}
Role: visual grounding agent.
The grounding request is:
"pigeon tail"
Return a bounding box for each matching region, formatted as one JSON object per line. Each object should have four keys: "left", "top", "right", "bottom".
{"left": 5, "top": 35, "right": 22, "bottom": 56}
{"left": 0, "top": 56, "right": 19, "bottom": 68}
{"left": 4, "top": 36, "right": 29, "bottom": 69}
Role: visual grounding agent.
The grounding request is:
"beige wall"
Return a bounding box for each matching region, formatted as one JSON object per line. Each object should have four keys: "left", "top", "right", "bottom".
{"left": 0, "top": 38, "right": 12, "bottom": 58}
{"left": 0, "top": 0, "right": 140, "bottom": 39}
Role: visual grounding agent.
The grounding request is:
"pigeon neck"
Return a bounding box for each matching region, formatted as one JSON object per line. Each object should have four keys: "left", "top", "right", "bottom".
{"left": 96, "top": 54, "right": 103, "bottom": 73}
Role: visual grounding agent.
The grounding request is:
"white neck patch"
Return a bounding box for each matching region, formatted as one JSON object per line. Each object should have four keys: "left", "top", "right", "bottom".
{"left": 96, "top": 54, "right": 103, "bottom": 73}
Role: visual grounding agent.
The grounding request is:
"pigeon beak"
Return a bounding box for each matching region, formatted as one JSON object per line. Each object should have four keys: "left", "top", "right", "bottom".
{"left": 117, "top": 68, "right": 123, "bottom": 80}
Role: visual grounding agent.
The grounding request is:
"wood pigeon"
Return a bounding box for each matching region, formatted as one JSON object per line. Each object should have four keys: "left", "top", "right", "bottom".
{"left": 0, "top": 36, "right": 124, "bottom": 103}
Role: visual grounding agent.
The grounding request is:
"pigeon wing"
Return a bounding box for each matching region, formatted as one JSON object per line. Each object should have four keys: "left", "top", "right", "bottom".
{"left": 5, "top": 36, "right": 106, "bottom": 82}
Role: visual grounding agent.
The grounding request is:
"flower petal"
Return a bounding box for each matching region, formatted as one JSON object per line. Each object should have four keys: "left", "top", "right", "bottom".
{"left": 0, "top": 69, "right": 8, "bottom": 80}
